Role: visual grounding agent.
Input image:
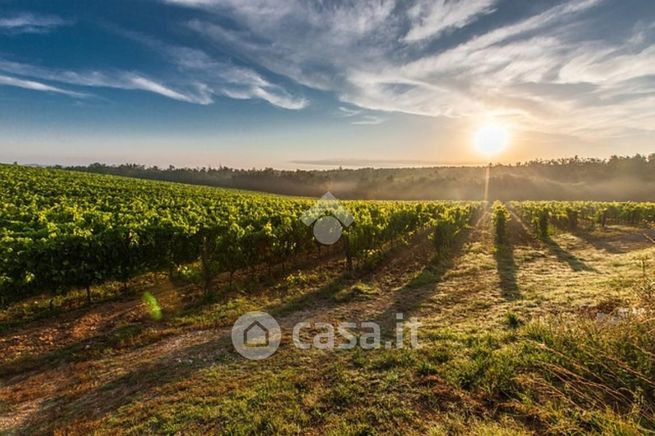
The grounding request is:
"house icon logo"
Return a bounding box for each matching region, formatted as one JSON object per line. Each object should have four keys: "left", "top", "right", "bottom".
{"left": 231, "top": 311, "right": 281, "bottom": 360}
{"left": 244, "top": 320, "right": 269, "bottom": 347}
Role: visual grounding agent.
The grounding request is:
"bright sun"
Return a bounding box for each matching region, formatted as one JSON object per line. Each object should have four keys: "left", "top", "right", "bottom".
{"left": 474, "top": 123, "right": 509, "bottom": 156}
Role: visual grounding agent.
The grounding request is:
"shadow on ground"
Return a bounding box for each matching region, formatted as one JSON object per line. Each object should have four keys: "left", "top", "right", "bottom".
{"left": 573, "top": 226, "right": 655, "bottom": 254}
{"left": 494, "top": 242, "right": 519, "bottom": 300}
{"left": 544, "top": 236, "right": 598, "bottom": 273}
{"left": 370, "top": 214, "right": 480, "bottom": 333}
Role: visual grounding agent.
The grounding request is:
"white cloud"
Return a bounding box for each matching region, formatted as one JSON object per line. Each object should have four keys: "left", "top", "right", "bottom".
{"left": 127, "top": 75, "right": 213, "bottom": 104}
{"left": 0, "top": 48, "right": 307, "bottom": 108}
{"left": 337, "top": 106, "right": 384, "bottom": 125}
{"left": 559, "top": 46, "right": 655, "bottom": 85}
{"left": 0, "top": 13, "right": 70, "bottom": 34}
{"left": 0, "top": 59, "right": 213, "bottom": 104}
{"left": 351, "top": 115, "right": 384, "bottom": 125}
{"left": 250, "top": 87, "right": 307, "bottom": 110}
{"left": 0, "top": 74, "right": 84, "bottom": 97}
{"left": 0, "top": 19, "right": 306, "bottom": 109}
{"left": 167, "top": 47, "right": 307, "bottom": 109}
{"left": 338, "top": 106, "right": 362, "bottom": 117}
{"left": 403, "top": 0, "right": 497, "bottom": 42}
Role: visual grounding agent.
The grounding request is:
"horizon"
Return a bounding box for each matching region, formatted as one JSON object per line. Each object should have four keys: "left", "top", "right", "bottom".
{"left": 1, "top": 0, "right": 654, "bottom": 168}
{"left": 4, "top": 152, "right": 654, "bottom": 172}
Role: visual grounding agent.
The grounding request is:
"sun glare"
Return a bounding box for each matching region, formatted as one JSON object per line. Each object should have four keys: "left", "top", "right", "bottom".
{"left": 474, "top": 123, "right": 509, "bottom": 156}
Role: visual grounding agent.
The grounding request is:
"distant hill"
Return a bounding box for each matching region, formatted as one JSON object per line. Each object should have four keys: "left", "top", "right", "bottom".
{"left": 59, "top": 154, "right": 655, "bottom": 201}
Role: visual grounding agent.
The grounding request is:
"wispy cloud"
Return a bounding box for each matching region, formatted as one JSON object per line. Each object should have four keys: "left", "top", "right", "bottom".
{"left": 338, "top": 106, "right": 383, "bottom": 125}
{"left": 351, "top": 115, "right": 384, "bottom": 125}
{"left": 0, "top": 44, "right": 303, "bottom": 107}
{"left": 0, "top": 13, "right": 71, "bottom": 34}
{"left": 165, "top": 45, "right": 307, "bottom": 109}
{"left": 127, "top": 75, "right": 213, "bottom": 104}
{"left": 0, "top": 58, "right": 213, "bottom": 103}
{"left": 403, "top": 0, "right": 497, "bottom": 42}
{"left": 0, "top": 19, "right": 306, "bottom": 108}
{"left": 338, "top": 106, "right": 362, "bottom": 117}
{"left": 169, "top": 0, "right": 655, "bottom": 142}
{"left": 102, "top": 28, "right": 307, "bottom": 109}
{"left": 0, "top": 74, "right": 84, "bottom": 97}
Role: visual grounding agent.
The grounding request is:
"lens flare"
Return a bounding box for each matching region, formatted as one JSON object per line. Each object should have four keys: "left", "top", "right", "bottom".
{"left": 143, "top": 292, "right": 162, "bottom": 320}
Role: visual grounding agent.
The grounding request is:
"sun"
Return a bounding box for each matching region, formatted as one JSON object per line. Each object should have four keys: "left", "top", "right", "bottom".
{"left": 474, "top": 123, "right": 509, "bottom": 156}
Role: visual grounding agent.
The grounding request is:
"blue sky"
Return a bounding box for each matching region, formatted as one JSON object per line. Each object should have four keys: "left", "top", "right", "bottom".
{"left": 0, "top": 0, "right": 654, "bottom": 168}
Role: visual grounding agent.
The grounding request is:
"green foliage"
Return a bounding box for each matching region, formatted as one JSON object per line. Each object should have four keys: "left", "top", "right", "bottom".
{"left": 430, "top": 203, "right": 479, "bottom": 256}
{"left": 0, "top": 164, "right": 480, "bottom": 302}
{"left": 510, "top": 202, "right": 551, "bottom": 238}
{"left": 491, "top": 201, "right": 510, "bottom": 244}
{"left": 511, "top": 200, "right": 655, "bottom": 236}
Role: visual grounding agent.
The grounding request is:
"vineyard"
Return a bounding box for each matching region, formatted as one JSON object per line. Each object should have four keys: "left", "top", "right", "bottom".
{"left": 511, "top": 200, "right": 655, "bottom": 238}
{"left": 1, "top": 165, "right": 655, "bottom": 434}
{"left": 0, "top": 164, "right": 479, "bottom": 303}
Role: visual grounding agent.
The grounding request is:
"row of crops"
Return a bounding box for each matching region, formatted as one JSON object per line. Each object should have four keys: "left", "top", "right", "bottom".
{"left": 0, "top": 165, "right": 479, "bottom": 303}
{"left": 510, "top": 201, "right": 655, "bottom": 239}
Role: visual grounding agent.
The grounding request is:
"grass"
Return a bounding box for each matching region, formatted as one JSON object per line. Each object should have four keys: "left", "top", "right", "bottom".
{"left": 2, "top": 217, "right": 655, "bottom": 434}
{"left": 506, "top": 316, "right": 654, "bottom": 433}
{"left": 504, "top": 311, "right": 523, "bottom": 329}
{"left": 408, "top": 269, "right": 440, "bottom": 288}
{"left": 334, "top": 282, "right": 380, "bottom": 302}
{"left": 92, "top": 314, "right": 655, "bottom": 434}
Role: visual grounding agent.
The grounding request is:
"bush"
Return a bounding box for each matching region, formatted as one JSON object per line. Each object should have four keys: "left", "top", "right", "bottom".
{"left": 492, "top": 201, "right": 510, "bottom": 244}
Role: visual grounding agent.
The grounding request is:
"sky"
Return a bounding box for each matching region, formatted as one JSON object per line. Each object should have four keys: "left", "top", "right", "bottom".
{"left": 0, "top": 0, "right": 654, "bottom": 169}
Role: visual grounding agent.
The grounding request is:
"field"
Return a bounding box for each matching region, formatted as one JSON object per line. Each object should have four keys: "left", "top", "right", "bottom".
{"left": 1, "top": 165, "right": 655, "bottom": 434}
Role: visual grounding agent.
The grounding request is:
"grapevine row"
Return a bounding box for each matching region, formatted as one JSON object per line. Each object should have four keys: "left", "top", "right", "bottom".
{"left": 0, "top": 165, "right": 479, "bottom": 302}
{"left": 511, "top": 201, "right": 655, "bottom": 238}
